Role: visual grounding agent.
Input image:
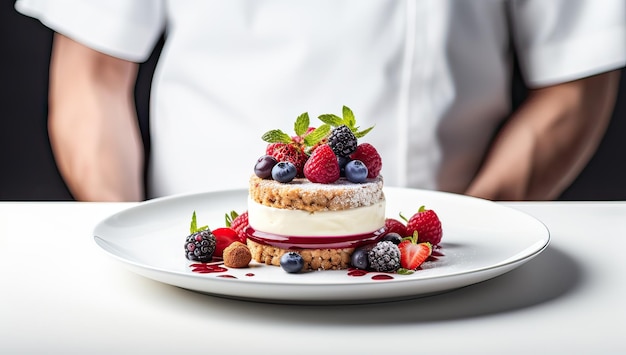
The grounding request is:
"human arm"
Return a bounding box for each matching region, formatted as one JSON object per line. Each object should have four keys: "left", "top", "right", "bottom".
{"left": 465, "top": 70, "right": 621, "bottom": 201}
{"left": 48, "top": 33, "right": 144, "bottom": 201}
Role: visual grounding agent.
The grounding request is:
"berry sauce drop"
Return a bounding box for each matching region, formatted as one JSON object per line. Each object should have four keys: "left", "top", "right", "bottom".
{"left": 189, "top": 263, "right": 228, "bottom": 274}
{"left": 347, "top": 269, "right": 368, "bottom": 277}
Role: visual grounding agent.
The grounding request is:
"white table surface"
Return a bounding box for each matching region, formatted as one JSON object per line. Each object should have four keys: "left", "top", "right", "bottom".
{"left": 1, "top": 200, "right": 625, "bottom": 354}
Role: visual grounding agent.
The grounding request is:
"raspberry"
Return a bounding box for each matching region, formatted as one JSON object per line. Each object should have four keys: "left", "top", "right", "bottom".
{"left": 385, "top": 218, "right": 407, "bottom": 237}
{"left": 368, "top": 241, "right": 400, "bottom": 272}
{"left": 328, "top": 125, "right": 358, "bottom": 157}
{"left": 303, "top": 144, "right": 340, "bottom": 184}
{"left": 184, "top": 230, "right": 216, "bottom": 262}
{"left": 226, "top": 210, "right": 248, "bottom": 243}
{"left": 350, "top": 143, "right": 382, "bottom": 178}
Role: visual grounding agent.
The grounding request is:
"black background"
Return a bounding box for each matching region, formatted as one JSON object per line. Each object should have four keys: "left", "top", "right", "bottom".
{"left": 2, "top": 2, "right": 625, "bottom": 201}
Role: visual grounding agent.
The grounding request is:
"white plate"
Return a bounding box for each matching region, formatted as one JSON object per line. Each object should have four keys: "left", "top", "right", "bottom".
{"left": 94, "top": 188, "right": 550, "bottom": 304}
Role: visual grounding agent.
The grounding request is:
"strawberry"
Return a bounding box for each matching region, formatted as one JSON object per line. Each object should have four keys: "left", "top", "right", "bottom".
{"left": 397, "top": 233, "right": 432, "bottom": 270}
{"left": 385, "top": 218, "right": 407, "bottom": 237}
{"left": 225, "top": 210, "right": 248, "bottom": 243}
{"left": 212, "top": 227, "right": 240, "bottom": 258}
{"left": 405, "top": 205, "right": 443, "bottom": 245}
{"left": 262, "top": 112, "right": 330, "bottom": 177}
{"left": 303, "top": 144, "right": 340, "bottom": 183}
{"left": 350, "top": 143, "right": 382, "bottom": 178}
{"left": 266, "top": 143, "right": 308, "bottom": 177}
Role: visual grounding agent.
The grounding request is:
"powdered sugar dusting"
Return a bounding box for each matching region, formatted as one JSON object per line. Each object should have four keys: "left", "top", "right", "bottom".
{"left": 250, "top": 175, "right": 385, "bottom": 211}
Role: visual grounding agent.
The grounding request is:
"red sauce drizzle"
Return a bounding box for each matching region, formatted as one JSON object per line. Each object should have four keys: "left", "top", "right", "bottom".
{"left": 190, "top": 263, "right": 228, "bottom": 274}
{"left": 245, "top": 226, "right": 387, "bottom": 249}
{"left": 347, "top": 269, "right": 368, "bottom": 277}
{"left": 428, "top": 246, "right": 444, "bottom": 262}
{"left": 371, "top": 274, "right": 394, "bottom": 280}
{"left": 217, "top": 275, "right": 237, "bottom": 279}
{"left": 245, "top": 273, "right": 255, "bottom": 277}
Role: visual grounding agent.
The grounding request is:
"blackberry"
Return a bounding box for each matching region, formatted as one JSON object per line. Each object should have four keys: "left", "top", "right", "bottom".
{"left": 337, "top": 156, "right": 351, "bottom": 177}
{"left": 368, "top": 241, "right": 401, "bottom": 272}
{"left": 328, "top": 125, "right": 357, "bottom": 157}
{"left": 184, "top": 230, "right": 217, "bottom": 262}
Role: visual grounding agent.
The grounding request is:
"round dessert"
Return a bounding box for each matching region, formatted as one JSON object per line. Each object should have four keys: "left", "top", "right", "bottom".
{"left": 245, "top": 175, "right": 386, "bottom": 270}
{"left": 183, "top": 107, "right": 441, "bottom": 274}
{"left": 244, "top": 106, "right": 387, "bottom": 270}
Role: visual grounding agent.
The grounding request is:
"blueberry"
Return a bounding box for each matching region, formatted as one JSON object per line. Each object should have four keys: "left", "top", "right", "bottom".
{"left": 254, "top": 155, "right": 278, "bottom": 179}
{"left": 350, "top": 246, "right": 371, "bottom": 270}
{"left": 280, "top": 252, "right": 304, "bottom": 273}
{"left": 337, "top": 156, "right": 351, "bottom": 177}
{"left": 382, "top": 232, "right": 403, "bottom": 245}
{"left": 271, "top": 161, "right": 297, "bottom": 183}
{"left": 344, "top": 160, "right": 368, "bottom": 183}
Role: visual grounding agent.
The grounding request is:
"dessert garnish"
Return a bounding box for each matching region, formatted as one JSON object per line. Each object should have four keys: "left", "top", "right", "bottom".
{"left": 211, "top": 227, "right": 239, "bottom": 258}
{"left": 183, "top": 105, "right": 444, "bottom": 277}
{"left": 280, "top": 252, "right": 305, "bottom": 274}
{"left": 367, "top": 240, "right": 401, "bottom": 272}
{"left": 402, "top": 205, "right": 443, "bottom": 245}
{"left": 397, "top": 234, "right": 432, "bottom": 274}
{"left": 225, "top": 210, "right": 248, "bottom": 243}
{"left": 303, "top": 144, "right": 340, "bottom": 183}
{"left": 185, "top": 211, "right": 250, "bottom": 261}
{"left": 261, "top": 112, "right": 329, "bottom": 178}
{"left": 258, "top": 105, "right": 377, "bottom": 183}
{"left": 184, "top": 211, "right": 216, "bottom": 262}
{"left": 223, "top": 241, "right": 252, "bottom": 268}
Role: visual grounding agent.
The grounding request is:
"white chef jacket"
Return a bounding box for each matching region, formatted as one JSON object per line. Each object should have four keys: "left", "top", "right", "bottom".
{"left": 16, "top": 0, "right": 626, "bottom": 198}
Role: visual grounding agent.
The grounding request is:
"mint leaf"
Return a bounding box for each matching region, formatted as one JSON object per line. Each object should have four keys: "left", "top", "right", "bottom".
{"left": 224, "top": 210, "right": 239, "bottom": 227}
{"left": 190, "top": 211, "right": 198, "bottom": 234}
{"left": 318, "top": 114, "right": 344, "bottom": 126}
{"left": 261, "top": 129, "right": 292, "bottom": 143}
{"left": 342, "top": 106, "right": 356, "bottom": 128}
{"left": 397, "top": 268, "right": 415, "bottom": 275}
{"left": 354, "top": 125, "right": 374, "bottom": 138}
{"left": 294, "top": 112, "right": 310, "bottom": 137}
{"left": 190, "top": 211, "right": 208, "bottom": 234}
{"left": 303, "top": 124, "right": 330, "bottom": 146}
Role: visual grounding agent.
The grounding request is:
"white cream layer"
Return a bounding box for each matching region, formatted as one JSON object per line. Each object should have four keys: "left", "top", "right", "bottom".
{"left": 247, "top": 197, "right": 386, "bottom": 236}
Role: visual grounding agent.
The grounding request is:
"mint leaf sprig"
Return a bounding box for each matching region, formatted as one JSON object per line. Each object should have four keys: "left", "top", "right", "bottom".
{"left": 190, "top": 211, "right": 209, "bottom": 234}
{"left": 261, "top": 112, "right": 329, "bottom": 148}
{"left": 317, "top": 105, "right": 374, "bottom": 139}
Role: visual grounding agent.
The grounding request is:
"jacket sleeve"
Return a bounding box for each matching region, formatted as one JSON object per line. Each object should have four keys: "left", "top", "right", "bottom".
{"left": 15, "top": 0, "right": 165, "bottom": 62}
{"left": 509, "top": 0, "right": 626, "bottom": 88}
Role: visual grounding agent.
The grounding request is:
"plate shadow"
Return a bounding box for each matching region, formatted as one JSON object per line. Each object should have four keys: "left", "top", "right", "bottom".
{"left": 139, "top": 244, "right": 582, "bottom": 324}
